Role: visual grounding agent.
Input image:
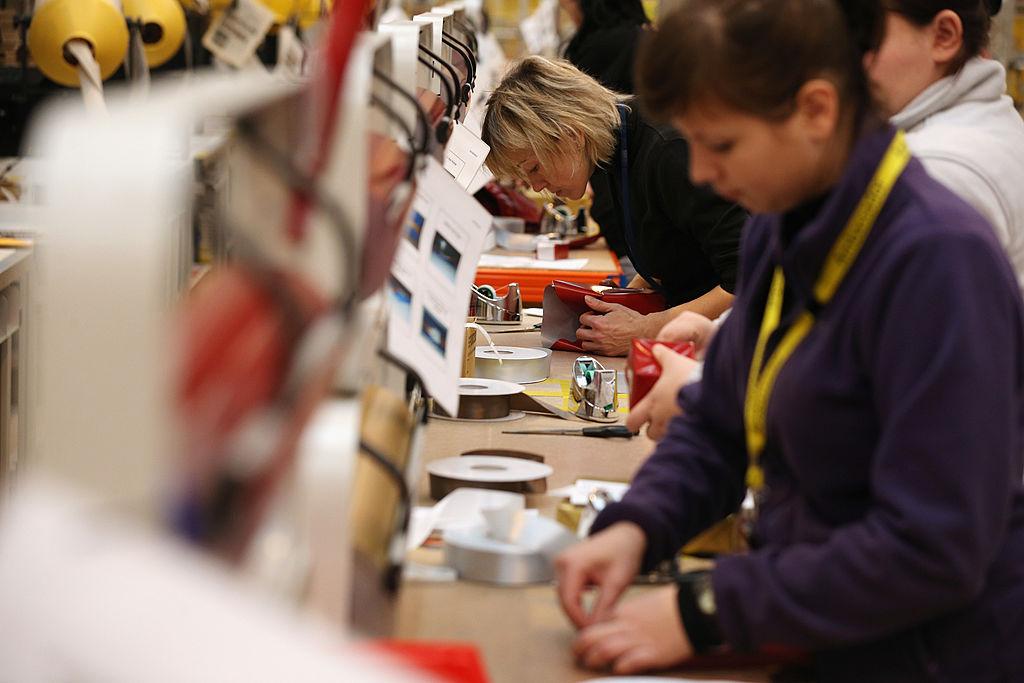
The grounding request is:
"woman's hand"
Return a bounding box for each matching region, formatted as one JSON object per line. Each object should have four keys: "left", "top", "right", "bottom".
{"left": 626, "top": 345, "right": 700, "bottom": 441}
{"left": 573, "top": 585, "right": 695, "bottom": 674}
{"left": 577, "top": 296, "right": 660, "bottom": 357}
{"left": 555, "top": 522, "right": 646, "bottom": 628}
{"left": 656, "top": 310, "right": 717, "bottom": 359}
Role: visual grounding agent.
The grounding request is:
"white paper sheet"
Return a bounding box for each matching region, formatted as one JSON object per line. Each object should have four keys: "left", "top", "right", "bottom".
{"left": 443, "top": 123, "right": 490, "bottom": 190}
{"left": 386, "top": 158, "right": 492, "bottom": 416}
{"left": 477, "top": 254, "right": 590, "bottom": 270}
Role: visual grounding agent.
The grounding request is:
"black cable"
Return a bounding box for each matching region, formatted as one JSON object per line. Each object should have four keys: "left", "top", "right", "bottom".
{"left": 452, "top": 17, "right": 478, "bottom": 55}
{"left": 417, "top": 53, "right": 456, "bottom": 116}
{"left": 369, "top": 92, "right": 419, "bottom": 180}
{"left": 235, "top": 116, "right": 361, "bottom": 317}
{"left": 372, "top": 68, "right": 430, "bottom": 156}
{"left": 358, "top": 438, "right": 412, "bottom": 593}
{"left": 442, "top": 32, "right": 476, "bottom": 89}
{"left": 419, "top": 43, "right": 464, "bottom": 107}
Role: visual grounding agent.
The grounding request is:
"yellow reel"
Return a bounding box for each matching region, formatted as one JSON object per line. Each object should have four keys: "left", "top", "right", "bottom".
{"left": 27, "top": 0, "right": 130, "bottom": 88}
{"left": 123, "top": 0, "right": 187, "bottom": 68}
{"left": 179, "top": 0, "right": 331, "bottom": 28}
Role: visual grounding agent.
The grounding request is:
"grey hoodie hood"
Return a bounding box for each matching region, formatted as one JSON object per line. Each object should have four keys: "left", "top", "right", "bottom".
{"left": 890, "top": 57, "right": 1007, "bottom": 131}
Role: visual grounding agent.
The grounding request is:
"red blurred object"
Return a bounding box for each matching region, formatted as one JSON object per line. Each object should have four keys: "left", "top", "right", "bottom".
{"left": 178, "top": 267, "right": 328, "bottom": 460}
{"left": 370, "top": 641, "right": 490, "bottom": 683}
{"left": 363, "top": 132, "right": 415, "bottom": 298}
{"left": 288, "top": 0, "right": 372, "bottom": 241}
{"left": 627, "top": 339, "right": 697, "bottom": 407}
{"left": 541, "top": 280, "right": 666, "bottom": 353}
{"left": 474, "top": 182, "right": 544, "bottom": 229}
{"left": 172, "top": 0, "right": 371, "bottom": 556}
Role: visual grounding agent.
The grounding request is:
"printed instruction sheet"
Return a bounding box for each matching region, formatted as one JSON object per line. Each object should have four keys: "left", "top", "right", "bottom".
{"left": 387, "top": 157, "right": 492, "bottom": 416}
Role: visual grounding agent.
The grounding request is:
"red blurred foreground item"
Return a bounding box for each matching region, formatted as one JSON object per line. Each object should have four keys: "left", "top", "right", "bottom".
{"left": 627, "top": 339, "right": 697, "bottom": 407}
{"left": 175, "top": 266, "right": 346, "bottom": 559}
{"left": 363, "top": 131, "right": 415, "bottom": 298}
{"left": 370, "top": 641, "right": 490, "bottom": 683}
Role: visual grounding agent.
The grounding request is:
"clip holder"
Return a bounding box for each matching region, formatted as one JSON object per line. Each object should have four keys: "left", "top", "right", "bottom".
{"left": 570, "top": 356, "right": 618, "bottom": 423}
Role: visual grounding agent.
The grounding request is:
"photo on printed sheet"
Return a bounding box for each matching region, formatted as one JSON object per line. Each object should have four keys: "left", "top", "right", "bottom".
{"left": 429, "top": 232, "right": 461, "bottom": 283}
{"left": 421, "top": 307, "right": 449, "bottom": 356}
{"left": 388, "top": 274, "right": 413, "bottom": 321}
{"left": 405, "top": 209, "right": 425, "bottom": 248}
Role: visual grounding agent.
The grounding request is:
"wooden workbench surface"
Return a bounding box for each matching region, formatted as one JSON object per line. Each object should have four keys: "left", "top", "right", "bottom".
{"left": 393, "top": 320, "right": 770, "bottom": 683}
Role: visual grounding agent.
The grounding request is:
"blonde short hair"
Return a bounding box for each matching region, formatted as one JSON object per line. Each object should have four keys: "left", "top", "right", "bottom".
{"left": 481, "top": 56, "right": 626, "bottom": 183}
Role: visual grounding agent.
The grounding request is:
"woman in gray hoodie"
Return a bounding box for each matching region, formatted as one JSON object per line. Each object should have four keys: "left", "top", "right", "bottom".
{"left": 861, "top": 1, "right": 1024, "bottom": 286}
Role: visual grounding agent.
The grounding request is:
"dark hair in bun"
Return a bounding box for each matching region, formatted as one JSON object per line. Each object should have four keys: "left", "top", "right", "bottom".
{"left": 885, "top": 1, "right": 997, "bottom": 72}
{"left": 637, "top": 0, "right": 883, "bottom": 123}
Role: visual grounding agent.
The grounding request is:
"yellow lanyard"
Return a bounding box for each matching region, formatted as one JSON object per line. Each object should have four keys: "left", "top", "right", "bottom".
{"left": 743, "top": 132, "right": 911, "bottom": 490}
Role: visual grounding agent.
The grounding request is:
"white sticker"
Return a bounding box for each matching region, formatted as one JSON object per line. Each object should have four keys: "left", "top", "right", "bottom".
{"left": 275, "top": 24, "right": 306, "bottom": 79}
{"left": 442, "top": 123, "right": 490, "bottom": 190}
{"left": 202, "top": 0, "right": 275, "bottom": 69}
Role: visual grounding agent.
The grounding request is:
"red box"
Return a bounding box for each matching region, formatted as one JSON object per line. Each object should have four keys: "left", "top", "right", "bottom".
{"left": 541, "top": 281, "right": 667, "bottom": 353}
{"left": 627, "top": 339, "right": 697, "bottom": 407}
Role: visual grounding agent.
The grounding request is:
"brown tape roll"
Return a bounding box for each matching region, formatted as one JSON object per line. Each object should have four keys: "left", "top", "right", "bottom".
{"left": 427, "top": 453, "right": 550, "bottom": 500}
{"left": 432, "top": 377, "right": 523, "bottom": 420}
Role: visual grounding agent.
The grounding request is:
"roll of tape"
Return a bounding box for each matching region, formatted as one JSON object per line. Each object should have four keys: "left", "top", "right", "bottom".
{"left": 427, "top": 455, "right": 552, "bottom": 500}
{"left": 122, "top": 0, "right": 186, "bottom": 68}
{"left": 433, "top": 377, "right": 524, "bottom": 420}
{"left": 443, "top": 516, "right": 576, "bottom": 585}
{"left": 28, "top": 0, "right": 130, "bottom": 87}
{"left": 475, "top": 346, "right": 552, "bottom": 384}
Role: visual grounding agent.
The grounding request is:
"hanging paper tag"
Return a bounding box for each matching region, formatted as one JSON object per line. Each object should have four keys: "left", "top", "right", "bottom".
{"left": 275, "top": 24, "right": 306, "bottom": 79}
{"left": 202, "top": 0, "right": 275, "bottom": 69}
{"left": 442, "top": 123, "right": 490, "bottom": 190}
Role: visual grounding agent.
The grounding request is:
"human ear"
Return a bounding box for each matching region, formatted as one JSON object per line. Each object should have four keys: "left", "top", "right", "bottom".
{"left": 930, "top": 9, "right": 963, "bottom": 67}
{"left": 793, "top": 79, "right": 840, "bottom": 144}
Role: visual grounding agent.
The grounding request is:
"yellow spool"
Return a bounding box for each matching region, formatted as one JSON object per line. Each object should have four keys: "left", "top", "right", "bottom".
{"left": 123, "top": 0, "right": 186, "bottom": 68}
{"left": 178, "top": 0, "right": 233, "bottom": 11}
{"left": 297, "top": 0, "right": 331, "bottom": 28}
{"left": 180, "top": 0, "right": 329, "bottom": 26}
{"left": 27, "top": 0, "right": 130, "bottom": 88}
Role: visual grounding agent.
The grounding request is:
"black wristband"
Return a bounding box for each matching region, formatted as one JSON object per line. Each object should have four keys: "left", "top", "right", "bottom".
{"left": 675, "top": 571, "right": 725, "bottom": 654}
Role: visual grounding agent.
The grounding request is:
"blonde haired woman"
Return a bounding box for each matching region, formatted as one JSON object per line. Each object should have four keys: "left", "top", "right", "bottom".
{"left": 482, "top": 56, "right": 745, "bottom": 356}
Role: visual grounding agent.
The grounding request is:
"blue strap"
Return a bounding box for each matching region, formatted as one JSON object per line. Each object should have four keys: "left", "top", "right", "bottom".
{"left": 616, "top": 104, "right": 660, "bottom": 291}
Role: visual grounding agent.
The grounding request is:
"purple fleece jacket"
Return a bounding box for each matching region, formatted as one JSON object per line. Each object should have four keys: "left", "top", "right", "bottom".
{"left": 592, "top": 126, "right": 1024, "bottom": 681}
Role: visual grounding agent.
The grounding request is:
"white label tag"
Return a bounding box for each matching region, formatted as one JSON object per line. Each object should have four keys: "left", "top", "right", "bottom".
{"left": 275, "top": 24, "right": 306, "bottom": 78}
{"left": 442, "top": 123, "right": 490, "bottom": 190}
{"left": 202, "top": 0, "right": 275, "bottom": 69}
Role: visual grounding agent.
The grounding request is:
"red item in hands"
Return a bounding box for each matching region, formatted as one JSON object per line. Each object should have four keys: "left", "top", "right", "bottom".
{"left": 370, "top": 641, "right": 490, "bottom": 683}
{"left": 474, "top": 181, "right": 544, "bottom": 228}
{"left": 627, "top": 338, "right": 697, "bottom": 407}
{"left": 541, "top": 281, "right": 667, "bottom": 353}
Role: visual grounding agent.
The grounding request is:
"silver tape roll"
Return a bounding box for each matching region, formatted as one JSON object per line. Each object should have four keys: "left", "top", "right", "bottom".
{"left": 432, "top": 377, "right": 524, "bottom": 420}
{"left": 474, "top": 346, "right": 552, "bottom": 384}
{"left": 427, "top": 454, "right": 551, "bottom": 499}
{"left": 443, "top": 516, "right": 576, "bottom": 585}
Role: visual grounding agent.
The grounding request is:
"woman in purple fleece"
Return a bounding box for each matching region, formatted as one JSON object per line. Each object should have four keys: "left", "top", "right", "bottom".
{"left": 555, "top": 0, "right": 1024, "bottom": 680}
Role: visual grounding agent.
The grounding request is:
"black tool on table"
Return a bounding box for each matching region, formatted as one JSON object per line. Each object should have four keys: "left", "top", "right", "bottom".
{"left": 501, "top": 425, "right": 635, "bottom": 438}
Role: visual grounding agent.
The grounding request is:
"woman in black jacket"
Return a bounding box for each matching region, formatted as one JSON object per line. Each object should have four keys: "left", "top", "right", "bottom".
{"left": 561, "top": 0, "right": 649, "bottom": 94}
{"left": 481, "top": 56, "right": 746, "bottom": 356}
